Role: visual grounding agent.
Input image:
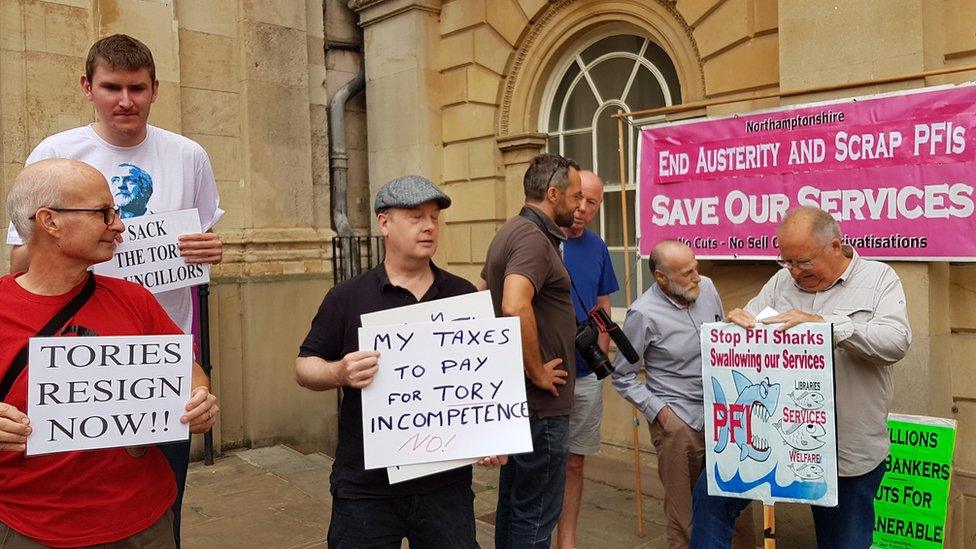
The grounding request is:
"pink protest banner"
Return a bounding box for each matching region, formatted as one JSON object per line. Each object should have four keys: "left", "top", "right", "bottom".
{"left": 637, "top": 85, "right": 976, "bottom": 260}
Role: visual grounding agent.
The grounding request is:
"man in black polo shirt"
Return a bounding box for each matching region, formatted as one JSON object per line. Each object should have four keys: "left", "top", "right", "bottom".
{"left": 295, "top": 175, "right": 481, "bottom": 548}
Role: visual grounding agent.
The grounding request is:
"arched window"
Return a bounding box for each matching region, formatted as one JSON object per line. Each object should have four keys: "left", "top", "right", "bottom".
{"left": 542, "top": 34, "right": 682, "bottom": 310}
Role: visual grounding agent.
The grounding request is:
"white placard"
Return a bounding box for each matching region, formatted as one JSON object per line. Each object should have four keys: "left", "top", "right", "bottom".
{"left": 702, "top": 322, "right": 838, "bottom": 506}
{"left": 93, "top": 208, "right": 209, "bottom": 294}
{"left": 360, "top": 291, "right": 495, "bottom": 483}
{"left": 27, "top": 335, "right": 192, "bottom": 456}
{"left": 358, "top": 317, "right": 531, "bottom": 470}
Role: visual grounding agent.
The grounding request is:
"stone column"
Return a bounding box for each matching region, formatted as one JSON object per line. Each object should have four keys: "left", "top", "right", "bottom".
{"left": 351, "top": 0, "right": 443, "bottom": 234}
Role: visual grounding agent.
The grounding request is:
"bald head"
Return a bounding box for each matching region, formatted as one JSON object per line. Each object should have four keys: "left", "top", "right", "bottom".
{"left": 579, "top": 170, "right": 604, "bottom": 196}
{"left": 7, "top": 159, "right": 106, "bottom": 241}
{"left": 776, "top": 206, "right": 850, "bottom": 292}
{"left": 567, "top": 170, "right": 605, "bottom": 235}
{"left": 777, "top": 206, "right": 841, "bottom": 248}
{"left": 649, "top": 239, "right": 692, "bottom": 274}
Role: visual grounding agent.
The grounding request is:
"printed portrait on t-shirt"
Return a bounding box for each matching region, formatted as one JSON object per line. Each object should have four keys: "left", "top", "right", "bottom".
{"left": 109, "top": 163, "right": 154, "bottom": 218}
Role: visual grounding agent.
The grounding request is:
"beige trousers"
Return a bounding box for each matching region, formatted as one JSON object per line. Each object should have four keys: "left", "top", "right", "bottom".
{"left": 651, "top": 410, "right": 756, "bottom": 549}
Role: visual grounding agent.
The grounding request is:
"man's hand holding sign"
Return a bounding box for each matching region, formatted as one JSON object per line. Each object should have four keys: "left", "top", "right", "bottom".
{"left": 94, "top": 208, "right": 212, "bottom": 293}
{"left": 13, "top": 335, "right": 218, "bottom": 456}
{"left": 727, "top": 308, "right": 825, "bottom": 331}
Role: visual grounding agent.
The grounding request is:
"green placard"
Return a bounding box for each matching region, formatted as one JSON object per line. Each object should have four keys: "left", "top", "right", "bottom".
{"left": 873, "top": 414, "right": 957, "bottom": 548}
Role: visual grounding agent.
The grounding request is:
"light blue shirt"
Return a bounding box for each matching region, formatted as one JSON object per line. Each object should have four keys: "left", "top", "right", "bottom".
{"left": 611, "top": 276, "right": 724, "bottom": 431}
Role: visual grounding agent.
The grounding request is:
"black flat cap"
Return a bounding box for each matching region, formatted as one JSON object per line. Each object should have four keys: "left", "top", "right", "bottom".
{"left": 374, "top": 175, "right": 451, "bottom": 213}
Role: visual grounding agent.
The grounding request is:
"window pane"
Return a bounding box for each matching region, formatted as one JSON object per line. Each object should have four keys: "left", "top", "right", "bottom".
{"left": 639, "top": 254, "right": 653, "bottom": 295}
{"left": 563, "top": 132, "right": 593, "bottom": 170}
{"left": 563, "top": 80, "right": 599, "bottom": 130}
{"left": 587, "top": 207, "right": 602, "bottom": 235}
{"left": 589, "top": 57, "right": 637, "bottom": 104}
{"left": 548, "top": 61, "right": 581, "bottom": 130}
{"left": 581, "top": 35, "right": 644, "bottom": 64}
{"left": 643, "top": 41, "right": 682, "bottom": 103}
{"left": 626, "top": 65, "right": 667, "bottom": 112}
{"left": 595, "top": 105, "right": 622, "bottom": 182}
{"left": 548, "top": 135, "right": 559, "bottom": 154}
{"left": 609, "top": 251, "right": 629, "bottom": 309}
{"left": 602, "top": 189, "right": 637, "bottom": 247}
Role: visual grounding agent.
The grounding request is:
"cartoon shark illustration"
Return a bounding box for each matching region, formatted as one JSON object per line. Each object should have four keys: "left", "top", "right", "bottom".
{"left": 711, "top": 371, "right": 781, "bottom": 462}
{"left": 787, "top": 390, "right": 824, "bottom": 410}
{"left": 787, "top": 463, "right": 825, "bottom": 480}
{"left": 773, "top": 420, "right": 827, "bottom": 451}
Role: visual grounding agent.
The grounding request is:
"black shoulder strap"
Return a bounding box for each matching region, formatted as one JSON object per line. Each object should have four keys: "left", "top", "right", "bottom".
{"left": 518, "top": 206, "right": 562, "bottom": 251}
{"left": 518, "top": 207, "right": 590, "bottom": 316}
{"left": 0, "top": 272, "right": 96, "bottom": 402}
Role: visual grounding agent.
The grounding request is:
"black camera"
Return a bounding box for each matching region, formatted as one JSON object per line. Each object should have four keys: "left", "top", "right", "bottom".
{"left": 575, "top": 307, "right": 640, "bottom": 379}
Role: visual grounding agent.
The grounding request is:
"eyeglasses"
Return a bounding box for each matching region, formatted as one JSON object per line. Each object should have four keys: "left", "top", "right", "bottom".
{"left": 30, "top": 206, "right": 121, "bottom": 225}
{"left": 776, "top": 245, "right": 828, "bottom": 270}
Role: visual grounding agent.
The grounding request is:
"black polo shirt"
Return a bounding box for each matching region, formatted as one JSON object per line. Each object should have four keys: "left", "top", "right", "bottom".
{"left": 299, "top": 262, "right": 476, "bottom": 498}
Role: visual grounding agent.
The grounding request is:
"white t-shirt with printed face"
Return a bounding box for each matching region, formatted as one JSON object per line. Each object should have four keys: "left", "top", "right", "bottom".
{"left": 7, "top": 124, "right": 224, "bottom": 334}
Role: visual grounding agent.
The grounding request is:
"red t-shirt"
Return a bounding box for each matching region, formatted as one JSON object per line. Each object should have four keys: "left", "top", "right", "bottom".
{"left": 0, "top": 274, "right": 180, "bottom": 547}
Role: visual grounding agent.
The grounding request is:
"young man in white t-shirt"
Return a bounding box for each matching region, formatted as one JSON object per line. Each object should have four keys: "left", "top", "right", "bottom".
{"left": 6, "top": 34, "right": 224, "bottom": 547}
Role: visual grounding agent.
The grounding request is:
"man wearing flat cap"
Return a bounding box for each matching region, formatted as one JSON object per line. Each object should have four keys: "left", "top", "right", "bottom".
{"left": 295, "top": 175, "right": 491, "bottom": 547}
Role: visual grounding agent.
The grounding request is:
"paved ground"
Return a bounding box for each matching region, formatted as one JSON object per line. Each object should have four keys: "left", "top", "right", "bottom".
{"left": 182, "top": 445, "right": 666, "bottom": 548}
{"left": 182, "top": 445, "right": 818, "bottom": 548}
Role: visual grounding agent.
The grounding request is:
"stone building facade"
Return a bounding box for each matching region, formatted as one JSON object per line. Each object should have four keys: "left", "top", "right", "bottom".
{"left": 0, "top": 0, "right": 367, "bottom": 455}
{"left": 3, "top": 0, "right": 976, "bottom": 544}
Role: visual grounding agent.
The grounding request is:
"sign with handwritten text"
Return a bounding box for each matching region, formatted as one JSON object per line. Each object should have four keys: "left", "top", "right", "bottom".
{"left": 702, "top": 322, "right": 838, "bottom": 506}
{"left": 93, "top": 208, "right": 208, "bottom": 293}
{"left": 873, "top": 414, "right": 956, "bottom": 548}
{"left": 360, "top": 291, "right": 495, "bottom": 483}
{"left": 358, "top": 317, "right": 531, "bottom": 470}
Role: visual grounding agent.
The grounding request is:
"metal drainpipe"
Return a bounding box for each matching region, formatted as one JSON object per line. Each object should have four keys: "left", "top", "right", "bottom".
{"left": 328, "top": 58, "right": 366, "bottom": 281}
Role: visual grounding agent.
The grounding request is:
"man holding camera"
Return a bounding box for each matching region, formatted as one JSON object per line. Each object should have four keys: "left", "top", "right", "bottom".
{"left": 611, "top": 240, "right": 754, "bottom": 549}
{"left": 555, "top": 170, "right": 618, "bottom": 549}
{"left": 479, "top": 153, "right": 581, "bottom": 549}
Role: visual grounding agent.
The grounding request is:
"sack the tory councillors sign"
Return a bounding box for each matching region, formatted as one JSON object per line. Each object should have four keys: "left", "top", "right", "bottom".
{"left": 637, "top": 85, "right": 976, "bottom": 261}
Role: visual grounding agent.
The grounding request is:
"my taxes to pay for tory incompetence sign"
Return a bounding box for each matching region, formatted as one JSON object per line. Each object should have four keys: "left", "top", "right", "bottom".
{"left": 358, "top": 317, "right": 532, "bottom": 470}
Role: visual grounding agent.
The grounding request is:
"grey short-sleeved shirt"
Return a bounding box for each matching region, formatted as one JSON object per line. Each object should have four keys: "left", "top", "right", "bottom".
{"left": 481, "top": 206, "right": 576, "bottom": 418}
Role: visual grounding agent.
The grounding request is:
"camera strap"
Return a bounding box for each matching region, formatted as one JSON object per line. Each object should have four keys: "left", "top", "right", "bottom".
{"left": 0, "top": 272, "right": 96, "bottom": 402}
{"left": 517, "top": 206, "right": 591, "bottom": 320}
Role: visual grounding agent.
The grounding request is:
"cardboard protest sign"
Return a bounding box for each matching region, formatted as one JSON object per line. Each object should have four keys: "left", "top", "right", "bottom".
{"left": 361, "top": 291, "right": 495, "bottom": 483}
{"left": 358, "top": 317, "right": 531, "bottom": 470}
{"left": 701, "top": 322, "right": 838, "bottom": 506}
{"left": 27, "top": 335, "right": 192, "bottom": 456}
{"left": 873, "top": 414, "right": 956, "bottom": 548}
{"left": 94, "top": 208, "right": 209, "bottom": 294}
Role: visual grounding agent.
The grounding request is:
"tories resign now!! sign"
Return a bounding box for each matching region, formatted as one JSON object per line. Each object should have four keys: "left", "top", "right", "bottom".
{"left": 638, "top": 85, "right": 976, "bottom": 260}
{"left": 26, "top": 335, "right": 192, "bottom": 456}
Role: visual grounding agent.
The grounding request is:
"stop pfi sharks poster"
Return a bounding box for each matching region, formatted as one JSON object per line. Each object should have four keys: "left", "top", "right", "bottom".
{"left": 701, "top": 322, "right": 838, "bottom": 506}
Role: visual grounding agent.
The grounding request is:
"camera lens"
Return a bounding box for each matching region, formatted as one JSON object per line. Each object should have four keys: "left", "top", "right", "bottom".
{"left": 575, "top": 322, "right": 615, "bottom": 380}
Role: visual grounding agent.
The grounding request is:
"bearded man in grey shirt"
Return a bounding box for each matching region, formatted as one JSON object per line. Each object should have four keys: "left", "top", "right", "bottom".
{"left": 612, "top": 240, "right": 755, "bottom": 549}
{"left": 690, "top": 206, "right": 912, "bottom": 549}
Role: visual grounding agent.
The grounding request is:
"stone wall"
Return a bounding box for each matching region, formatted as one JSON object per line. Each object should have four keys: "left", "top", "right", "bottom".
{"left": 0, "top": 0, "right": 369, "bottom": 456}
